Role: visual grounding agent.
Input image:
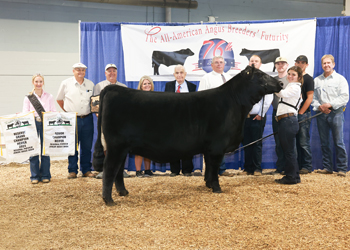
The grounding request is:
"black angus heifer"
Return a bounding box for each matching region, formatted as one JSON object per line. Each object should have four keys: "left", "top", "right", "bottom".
{"left": 240, "top": 48, "right": 280, "bottom": 72}
{"left": 152, "top": 48, "right": 194, "bottom": 75}
{"left": 96, "top": 66, "right": 282, "bottom": 206}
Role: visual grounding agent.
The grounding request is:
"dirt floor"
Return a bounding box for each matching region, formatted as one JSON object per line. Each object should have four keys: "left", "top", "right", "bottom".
{"left": 1, "top": 160, "right": 350, "bottom": 250}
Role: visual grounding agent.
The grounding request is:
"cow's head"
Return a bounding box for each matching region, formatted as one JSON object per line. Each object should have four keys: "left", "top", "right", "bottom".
{"left": 240, "top": 65, "right": 282, "bottom": 104}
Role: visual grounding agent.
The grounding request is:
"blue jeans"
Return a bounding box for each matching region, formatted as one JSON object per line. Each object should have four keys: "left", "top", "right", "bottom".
{"left": 272, "top": 109, "right": 285, "bottom": 173}
{"left": 30, "top": 120, "right": 51, "bottom": 181}
{"left": 296, "top": 111, "right": 313, "bottom": 171}
{"left": 68, "top": 114, "right": 94, "bottom": 174}
{"left": 243, "top": 116, "right": 266, "bottom": 173}
{"left": 316, "top": 109, "right": 348, "bottom": 173}
{"left": 278, "top": 116, "right": 299, "bottom": 181}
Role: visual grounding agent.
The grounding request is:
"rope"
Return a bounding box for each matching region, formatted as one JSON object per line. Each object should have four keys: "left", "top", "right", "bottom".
{"left": 226, "top": 111, "right": 323, "bottom": 155}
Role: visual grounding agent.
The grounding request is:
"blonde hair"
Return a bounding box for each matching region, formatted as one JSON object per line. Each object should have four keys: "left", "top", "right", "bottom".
{"left": 30, "top": 74, "right": 44, "bottom": 95}
{"left": 321, "top": 54, "right": 335, "bottom": 64}
{"left": 137, "top": 75, "right": 154, "bottom": 91}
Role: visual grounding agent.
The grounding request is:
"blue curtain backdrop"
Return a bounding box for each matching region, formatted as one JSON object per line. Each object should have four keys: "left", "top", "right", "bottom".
{"left": 81, "top": 16, "right": 350, "bottom": 172}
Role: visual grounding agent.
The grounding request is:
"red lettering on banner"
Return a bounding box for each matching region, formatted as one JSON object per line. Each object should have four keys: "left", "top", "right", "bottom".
{"left": 227, "top": 24, "right": 258, "bottom": 38}
{"left": 260, "top": 31, "right": 289, "bottom": 43}
{"left": 144, "top": 26, "right": 161, "bottom": 43}
{"left": 225, "top": 42, "right": 232, "bottom": 51}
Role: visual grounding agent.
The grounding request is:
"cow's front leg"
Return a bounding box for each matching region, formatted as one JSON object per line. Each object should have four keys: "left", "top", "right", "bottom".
{"left": 205, "top": 154, "right": 223, "bottom": 193}
{"left": 102, "top": 150, "right": 125, "bottom": 206}
{"left": 115, "top": 157, "right": 129, "bottom": 196}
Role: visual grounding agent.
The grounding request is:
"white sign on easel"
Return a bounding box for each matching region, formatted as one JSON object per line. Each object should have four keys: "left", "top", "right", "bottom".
{"left": 43, "top": 112, "right": 77, "bottom": 157}
{"left": 0, "top": 111, "right": 40, "bottom": 163}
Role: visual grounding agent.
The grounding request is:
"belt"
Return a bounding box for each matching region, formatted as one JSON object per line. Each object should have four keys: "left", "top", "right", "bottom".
{"left": 77, "top": 113, "right": 91, "bottom": 119}
{"left": 247, "top": 114, "right": 258, "bottom": 118}
{"left": 35, "top": 117, "right": 42, "bottom": 122}
{"left": 276, "top": 113, "right": 295, "bottom": 121}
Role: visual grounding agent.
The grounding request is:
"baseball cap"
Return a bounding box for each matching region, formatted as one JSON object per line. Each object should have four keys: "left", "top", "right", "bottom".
{"left": 105, "top": 63, "right": 117, "bottom": 71}
{"left": 295, "top": 55, "right": 308, "bottom": 64}
{"left": 72, "top": 62, "right": 87, "bottom": 69}
{"left": 275, "top": 57, "right": 288, "bottom": 63}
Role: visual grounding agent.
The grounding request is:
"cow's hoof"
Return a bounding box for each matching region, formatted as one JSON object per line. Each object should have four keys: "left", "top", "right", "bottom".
{"left": 103, "top": 198, "right": 117, "bottom": 206}
{"left": 118, "top": 189, "right": 129, "bottom": 196}
{"left": 212, "top": 186, "right": 222, "bottom": 193}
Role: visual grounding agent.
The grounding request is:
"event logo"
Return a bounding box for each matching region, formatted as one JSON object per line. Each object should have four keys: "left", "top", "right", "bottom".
{"left": 198, "top": 38, "right": 235, "bottom": 73}
{"left": 6, "top": 119, "right": 30, "bottom": 130}
{"left": 47, "top": 114, "right": 72, "bottom": 126}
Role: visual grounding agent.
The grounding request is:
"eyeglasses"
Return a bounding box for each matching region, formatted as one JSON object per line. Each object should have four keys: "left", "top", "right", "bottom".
{"left": 213, "top": 61, "right": 225, "bottom": 65}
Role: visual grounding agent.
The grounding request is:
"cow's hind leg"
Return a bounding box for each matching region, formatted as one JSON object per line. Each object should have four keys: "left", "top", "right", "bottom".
{"left": 203, "top": 153, "right": 210, "bottom": 184}
{"left": 102, "top": 149, "right": 128, "bottom": 206}
{"left": 115, "top": 157, "right": 129, "bottom": 196}
{"left": 204, "top": 154, "right": 223, "bottom": 193}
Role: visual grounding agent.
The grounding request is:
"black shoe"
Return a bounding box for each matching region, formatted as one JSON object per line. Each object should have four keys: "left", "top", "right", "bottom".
{"left": 275, "top": 177, "right": 298, "bottom": 185}
{"left": 136, "top": 171, "right": 144, "bottom": 178}
{"left": 144, "top": 170, "right": 154, "bottom": 177}
{"left": 170, "top": 173, "right": 179, "bottom": 177}
{"left": 183, "top": 173, "right": 192, "bottom": 177}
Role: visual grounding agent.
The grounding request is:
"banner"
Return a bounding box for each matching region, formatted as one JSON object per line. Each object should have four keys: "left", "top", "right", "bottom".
{"left": 43, "top": 112, "right": 77, "bottom": 156}
{"left": 0, "top": 112, "right": 39, "bottom": 163}
{"left": 121, "top": 19, "right": 316, "bottom": 81}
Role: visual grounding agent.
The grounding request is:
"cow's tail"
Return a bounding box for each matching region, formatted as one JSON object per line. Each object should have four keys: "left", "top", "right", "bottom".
{"left": 92, "top": 88, "right": 106, "bottom": 172}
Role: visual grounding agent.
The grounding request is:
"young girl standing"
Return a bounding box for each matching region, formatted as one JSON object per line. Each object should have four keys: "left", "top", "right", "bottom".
{"left": 23, "top": 74, "right": 56, "bottom": 184}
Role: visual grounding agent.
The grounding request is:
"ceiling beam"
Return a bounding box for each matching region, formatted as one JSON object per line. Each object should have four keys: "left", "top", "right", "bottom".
{"left": 67, "top": 0, "right": 198, "bottom": 9}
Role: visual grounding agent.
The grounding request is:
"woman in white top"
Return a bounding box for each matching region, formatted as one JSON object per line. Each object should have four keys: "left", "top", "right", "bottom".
{"left": 23, "top": 74, "right": 56, "bottom": 184}
{"left": 134, "top": 76, "right": 154, "bottom": 178}
{"left": 274, "top": 66, "right": 303, "bottom": 185}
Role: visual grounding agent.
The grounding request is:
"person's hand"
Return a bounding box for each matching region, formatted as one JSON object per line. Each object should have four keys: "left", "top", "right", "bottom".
{"left": 319, "top": 103, "right": 332, "bottom": 114}
{"left": 253, "top": 115, "right": 262, "bottom": 120}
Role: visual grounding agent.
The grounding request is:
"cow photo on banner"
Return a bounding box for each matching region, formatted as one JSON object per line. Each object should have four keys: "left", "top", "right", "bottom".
{"left": 43, "top": 112, "right": 77, "bottom": 157}
{"left": 121, "top": 19, "right": 316, "bottom": 82}
{"left": 0, "top": 111, "right": 40, "bottom": 163}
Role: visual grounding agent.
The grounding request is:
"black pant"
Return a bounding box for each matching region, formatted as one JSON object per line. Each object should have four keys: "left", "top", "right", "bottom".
{"left": 278, "top": 116, "right": 300, "bottom": 181}
{"left": 170, "top": 158, "right": 194, "bottom": 174}
{"left": 243, "top": 116, "right": 266, "bottom": 173}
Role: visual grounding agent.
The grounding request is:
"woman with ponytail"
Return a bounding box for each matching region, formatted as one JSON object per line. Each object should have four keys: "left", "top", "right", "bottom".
{"left": 274, "top": 66, "right": 303, "bottom": 185}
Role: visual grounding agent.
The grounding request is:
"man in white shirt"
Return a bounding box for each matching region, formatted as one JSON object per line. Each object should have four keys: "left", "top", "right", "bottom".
{"left": 312, "top": 54, "right": 349, "bottom": 176}
{"left": 92, "top": 64, "right": 130, "bottom": 179}
{"left": 198, "top": 56, "right": 233, "bottom": 177}
{"left": 240, "top": 55, "right": 273, "bottom": 176}
{"left": 56, "top": 63, "right": 95, "bottom": 179}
